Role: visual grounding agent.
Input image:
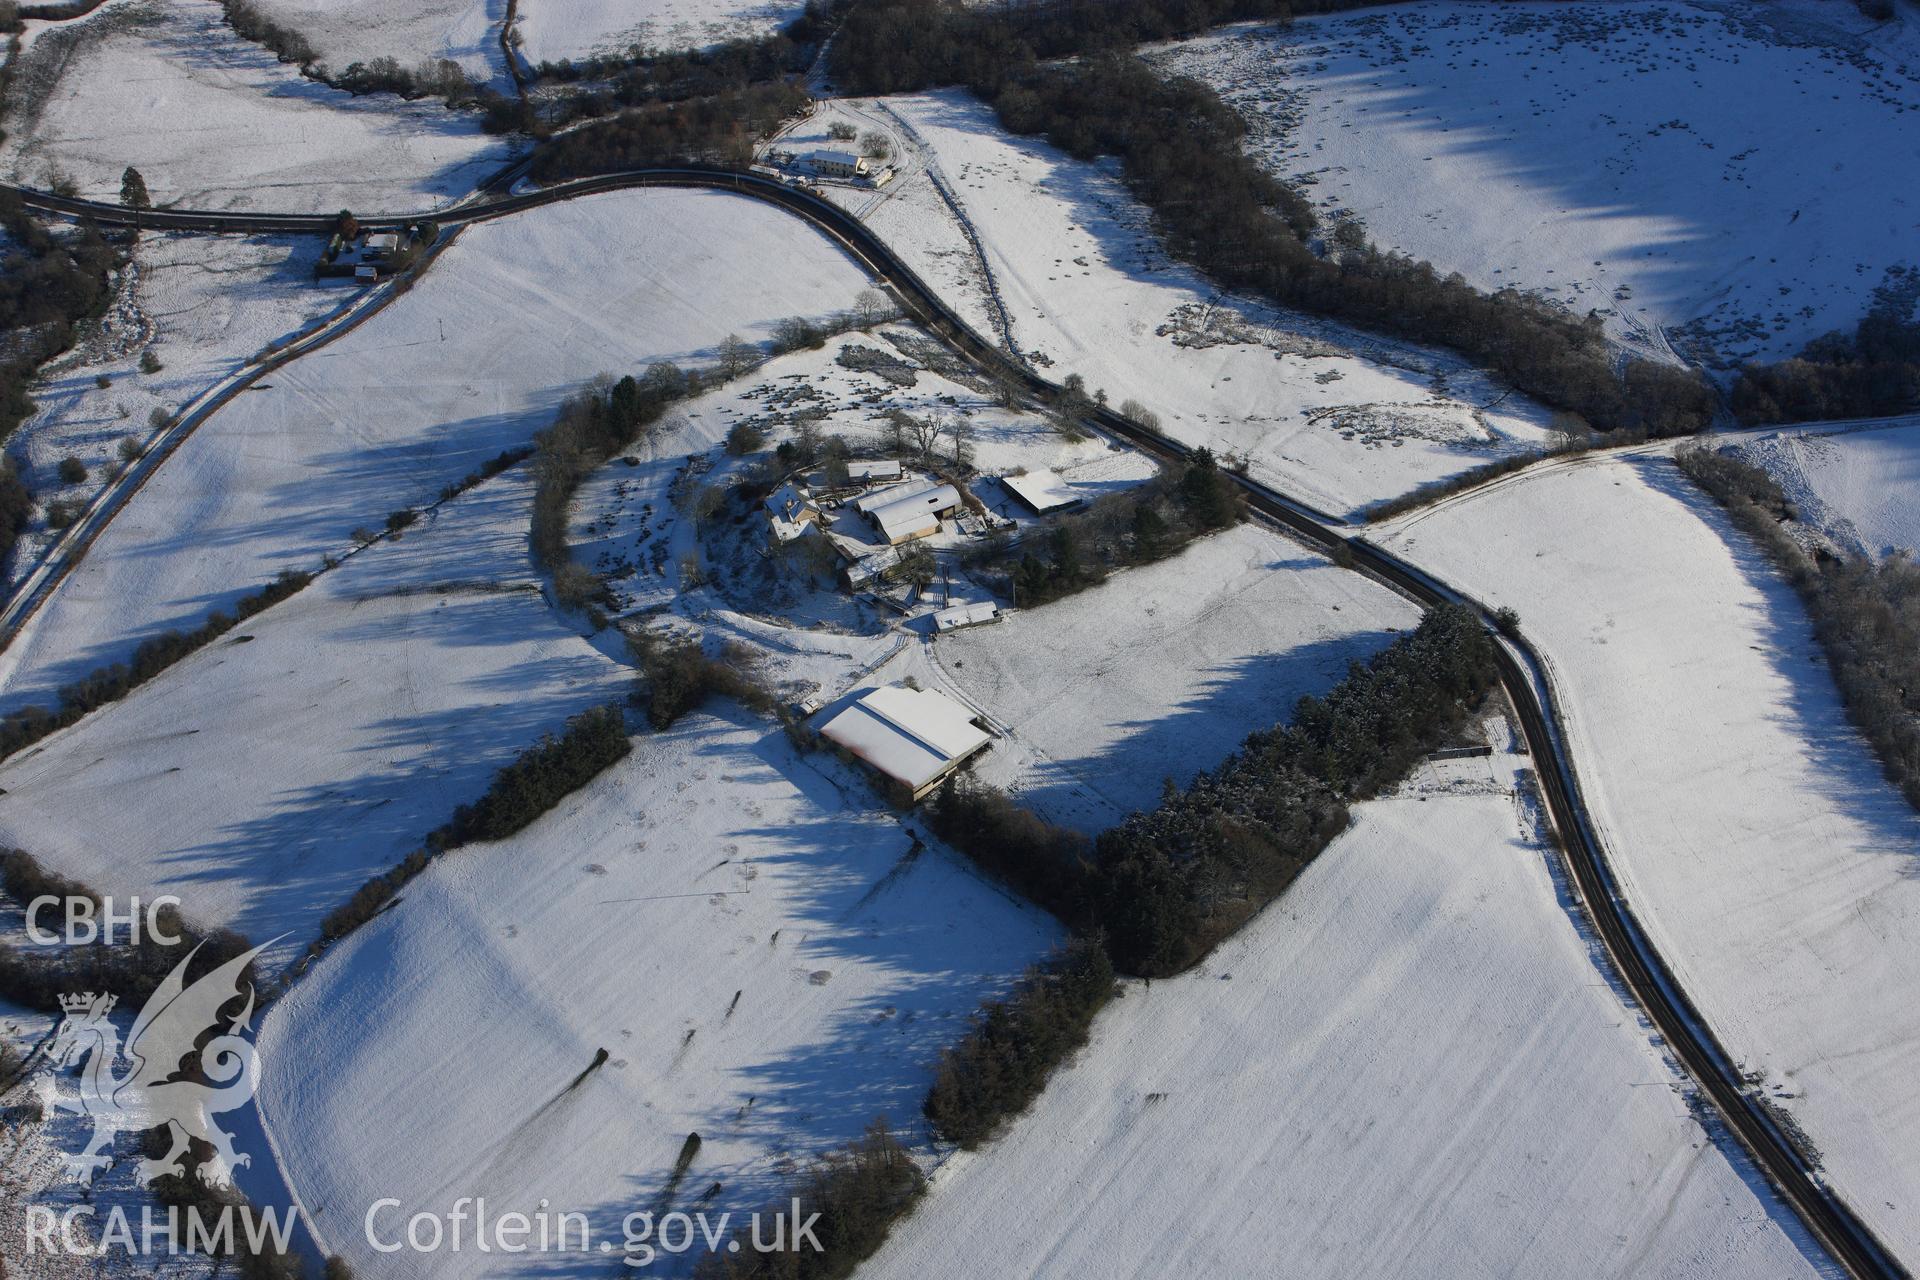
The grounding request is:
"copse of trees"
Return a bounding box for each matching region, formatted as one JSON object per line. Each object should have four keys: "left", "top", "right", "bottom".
{"left": 697, "top": 1119, "right": 923, "bottom": 1280}
{"left": 627, "top": 630, "right": 774, "bottom": 729}
{"left": 923, "top": 938, "right": 1114, "bottom": 1147}
{"left": 1731, "top": 305, "right": 1920, "bottom": 425}
{"left": 430, "top": 705, "right": 631, "bottom": 847}
{"left": 1677, "top": 446, "right": 1920, "bottom": 811}
{"left": 983, "top": 448, "right": 1244, "bottom": 608}
{"left": 0, "top": 191, "right": 123, "bottom": 448}
{"left": 529, "top": 81, "right": 811, "bottom": 179}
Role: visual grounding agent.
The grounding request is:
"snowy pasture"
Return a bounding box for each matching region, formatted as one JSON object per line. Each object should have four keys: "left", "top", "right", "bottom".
{"left": 1155, "top": 0, "right": 1920, "bottom": 368}
{"left": 877, "top": 522, "right": 1422, "bottom": 832}
{"left": 1730, "top": 418, "right": 1920, "bottom": 561}
{"left": 872, "top": 90, "right": 1559, "bottom": 519}
{"left": 6, "top": 232, "right": 350, "bottom": 590}
{"left": 864, "top": 724, "right": 1823, "bottom": 1279}
{"left": 515, "top": 0, "right": 810, "bottom": 63}
{"left": 4, "top": 0, "right": 510, "bottom": 212}
{"left": 258, "top": 708, "right": 1061, "bottom": 1277}
{"left": 0, "top": 189, "right": 873, "bottom": 715}
{"left": 1375, "top": 452, "right": 1920, "bottom": 1265}
{"left": 246, "top": 0, "right": 501, "bottom": 87}
{"left": 0, "top": 467, "right": 628, "bottom": 969}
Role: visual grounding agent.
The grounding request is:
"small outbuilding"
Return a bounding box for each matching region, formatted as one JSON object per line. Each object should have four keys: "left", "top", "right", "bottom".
{"left": 934, "top": 600, "right": 1001, "bottom": 632}
{"left": 818, "top": 684, "right": 992, "bottom": 802}
{"left": 846, "top": 459, "right": 904, "bottom": 484}
{"left": 764, "top": 481, "right": 821, "bottom": 543}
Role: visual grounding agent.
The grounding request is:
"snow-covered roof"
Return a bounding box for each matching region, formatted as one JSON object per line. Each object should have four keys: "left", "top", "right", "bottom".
{"left": 854, "top": 477, "right": 940, "bottom": 514}
{"left": 764, "top": 481, "right": 815, "bottom": 520}
{"left": 870, "top": 484, "right": 961, "bottom": 544}
{"left": 847, "top": 459, "right": 903, "bottom": 482}
{"left": 810, "top": 149, "right": 866, "bottom": 170}
{"left": 934, "top": 601, "right": 1000, "bottom": 632}
{"left": 818, "top": 685, "right": 991, "bottom": 794}
{"left": 1002, "top": 469, "right": 1079, "bottom": 514}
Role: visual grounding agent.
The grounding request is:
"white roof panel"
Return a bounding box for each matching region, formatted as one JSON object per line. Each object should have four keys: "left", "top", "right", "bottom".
{"left": 818, "top": 686, "right": 990, "bottom": 792}
{"left": 1003, "top": 469, "right": 1078, "bottom": 513}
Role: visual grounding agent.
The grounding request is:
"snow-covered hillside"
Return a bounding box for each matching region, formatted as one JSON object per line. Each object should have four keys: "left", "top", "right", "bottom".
{"left": 516, "top": 0, "right": 811, "bottom": 64}
{"left": 1731, "top": 418, "right": 1920, "bottom": 561}
{"left": 1156, "top": 0, "right": 1920, "bottom": 369}
{"left": 0, "top": 189, "right": 871, "bottom": 715}
{"left": 863, "top": 721, "right": 1823, "bottom": 1278}
{"left": 4, "top": 0, "right": 510, "bottom": 211}
{"left": 1375, "top": 451, "right": 1920, "bottom": 1265}
{"left": 861, "top": 91, "right": 1559, "bottom": 519}
{"left": 4, "top": 233, "right": 349, "bottom": 590}
{"left": 246, "top": 0, "right": 501, "bottom": 88}
{"left": 0, "top": 466, "right": 628, "bottom": 969}
{"left": 259, "top": 708, "right": 1061, "bottom": 1276}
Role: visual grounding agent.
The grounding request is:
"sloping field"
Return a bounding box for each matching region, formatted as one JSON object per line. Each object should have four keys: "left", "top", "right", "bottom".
{"left": 4, "top": 0, "right": 509, "bottom": 211}
{"left": 7, "top": 232, "right": 347, "bottom": 590}
{"left": 258, "top": 708, "right": 1061, "bottom": 1275}
{"left": 0, "top": 467, "right": 627, "bottom": 968}
{"left": 1731, "top": 419, "right": 1920, "bottom": 561}
{"left": 516, "top": 0, "right": 809, "bottom": 63}
{"left": 1376, "top": 453, "right": 1920, "bottom": 1265}
{"left": 1157, "top": 0, "right": 1920, "bottom": 368}
{"left": 863, "top": 729, "right": 1822, "bottom": 1278}
{"left": 0, "top": 188, "right": 872, "bottom": 715}
{"left": 875, "top": 90, "right": 1558, "bottom": 520}
{"left": 247, "top": 0, "right": 501, "bottom": 87}
{"left": 887, "top": 522, "right": 1422, "bottom": 831}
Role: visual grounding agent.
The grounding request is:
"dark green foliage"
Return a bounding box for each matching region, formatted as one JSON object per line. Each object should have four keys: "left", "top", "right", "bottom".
{"left": 0, "top": 850, "right": 254, "bottom": 1013}
{"left": 990, "top": 452, "right": 1243, "bottom": 608}
{"left": 1678, "top": 447, "right": 1920, "bottom": 811}
{"left": 725, "top": 420, "right": 765, "bottom": 455}
{"left": 629, "top": 632, "right": 773, "bottom": 730}
{"left": 430, "top": 704, "right": 631, "bottom": 847}
{"left": 531, "top": 364, "right": 694, "bottom": 603}
{"left": 119, "top": 166, "right": 150, "bottom": 211}
{"left": 220, "top": 0, "right": 317, "bottom": 64}
{"left": 319, "top": 849, "right": 428, "bottom": 941}
{"left": 0, "top": 570, "right": 312, "bottom": 762}
{"left": 57, "top": 456, "right": 86, "bottom": 484}
{"left": 697, "top": 1119, "right": 923, "bottom": 1280}
{"left": 1730, "top": 305, "right": 1920, "bottom": 425}
{"left": 384, "top": 508, "right": 418, "bottom": 534}
{"left": 529, "top": 81, "right": 811, "bottom": 179}
{"left": 437, "top": 445, "right": 531, "bottom": 502}
{"left": 923, "top": 939, "right": 1113, "bottom": 1147}
{"left": 927, "top": 776, "right": 1094, "bottom": 919}
{"left": 0, "top": 192, "right": 124, "bottom": 449}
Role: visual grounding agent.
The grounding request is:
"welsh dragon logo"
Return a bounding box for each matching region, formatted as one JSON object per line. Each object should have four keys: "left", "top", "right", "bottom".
{"left": 40, "top": 940, "right": 271, "bottom": 1188}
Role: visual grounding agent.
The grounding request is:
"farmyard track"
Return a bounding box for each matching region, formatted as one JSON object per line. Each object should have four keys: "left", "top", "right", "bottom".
{"left": 8, "top": 170, "right": 1907, "bottom": 1280}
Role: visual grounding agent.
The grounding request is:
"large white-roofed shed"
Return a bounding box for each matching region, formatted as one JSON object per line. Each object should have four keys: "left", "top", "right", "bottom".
{"left": 818, "top": 685, "right": 993, "bottom": 802}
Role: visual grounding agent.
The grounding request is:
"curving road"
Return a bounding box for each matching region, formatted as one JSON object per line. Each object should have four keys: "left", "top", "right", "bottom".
{"left": 7, "top": 171, "right": 1908, "bottom": 1280}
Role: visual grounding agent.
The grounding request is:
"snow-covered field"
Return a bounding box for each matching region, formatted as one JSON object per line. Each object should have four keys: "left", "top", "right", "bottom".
{"left": 1155, "top": 0, "right": 1920, "bottom": 368}
{"left": 516, "top": 0, "right": 809, "bottom": 64}
{"left": 6, "top": 232, "right": 351, "bottom": 589}
{"left": 1375, "top": 452, "right": 1920, "bottom": 1265}
{"left": 247, "top": 0, "right": 501, "bottom": 87}
{"left": 0, "top": 467, "right": 628, "bottom": 968}
{"left": 0, "top": 189, "right": 872, "bottom": 715}
{"left": 258, "top": 707, "right": 1061, "bottom": 1276}
{"left": 864, "top": 720, "right": 1823, "bottom": 1279}
{"left": 4, "top": 0, "right": 511, "bottom": 212}
{"left": 870, "top": 90, "right": 1559, "bottom": 519}
{"left": 881, "top": 523, "right": 1421, "bottom": 831}
{"left": 1731, "top": 418, "right": 1920, "bottom": 561}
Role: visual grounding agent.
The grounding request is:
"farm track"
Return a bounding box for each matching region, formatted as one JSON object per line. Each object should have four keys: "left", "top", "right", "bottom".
{"left": 6, "top": 170, "right": 1908, "bottom": 1280}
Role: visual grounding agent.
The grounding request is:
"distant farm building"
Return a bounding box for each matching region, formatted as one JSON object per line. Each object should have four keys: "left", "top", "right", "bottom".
{"left": 809, "top": 150, "right": 869, "bottom": 179}
{"left": 846, "top": 459, "right": 903, "bottom": 485}
{"left": 934, "top": 600, "right": 1000, "bottom": 632}
{"left": 1002, "top": 469, "right": 1080, "bottom": 515}
{"left": 866, "top": 483, "right": 962, "bottom": 545}
{"left": 818, "top": 684, "right": 992, "bottom": 802}
{"left": 764, "top": 481, "right": 821, "bottom": 543}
